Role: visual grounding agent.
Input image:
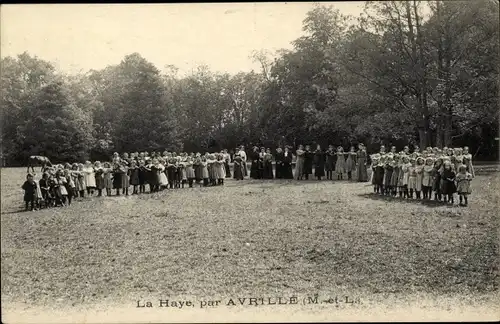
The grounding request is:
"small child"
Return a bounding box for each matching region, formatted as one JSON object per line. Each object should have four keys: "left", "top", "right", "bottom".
{"left": 185, "top": 157, "right": 195, "bottom": 188}
{"left": 64, "top": 169, "right": 75, "bottom": 206}
{"left": 441, "top": 161, "right": 457, "bottom": 204}
{"left": 39, "top": 172, "right": 52, "bottom": 208}
{"left": 128, "top": 160, "right": 140, "bottom": 194}
{"left": 422, "top": 157, "right": 434, "bottom": 200}
{"left": 433, "top": 158, "right": 443, "bottom": 201}
{"left": 371, "top": 155, "right": 379, "bottom": 193}
{"left": 390, "top": 154, "right": 400, "bottom": 197}
{"left": 407, "top": 159, "right": 417, "bottom": 199}
{"left": 456, "top": 164, "right": 472, "bottom": 206}
{"left": 22, "top": 173, "right": 38, "bottom": 211}
{"left": 201, "top": 156, "right": 209, "bottom": 187}
{"left": 375, "top": 156, "right": 385, "bottom": 194}
{"left": 383, "top": 155, "right": 394, "bottom": 195}
{"left": 54, "top": 170, "right": 68, "bottom": 206}
{"left": 414, "top": 157, "right": 424, "bottom": 199}
{"left": 103, "top": 162, "right": 113, "bottom": 196}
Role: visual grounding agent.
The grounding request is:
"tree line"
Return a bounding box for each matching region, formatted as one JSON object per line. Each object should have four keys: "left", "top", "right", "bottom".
{"left": 2, "top": 1, "right": 498, "bottom": 166}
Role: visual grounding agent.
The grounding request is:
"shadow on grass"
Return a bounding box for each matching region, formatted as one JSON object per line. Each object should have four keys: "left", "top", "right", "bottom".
{"left": 228, "top": 178, "right": 371, "bottom": 188}
{"left": 358, "top": 192, "right": 457, "bottom": 208}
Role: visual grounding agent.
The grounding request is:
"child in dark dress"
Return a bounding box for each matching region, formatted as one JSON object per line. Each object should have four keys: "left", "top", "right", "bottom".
{"left": 22, "top": 173, "right": 38, "bottom": 211}
{"left": 138, "top": 160, "right": 148, "bottom": 194}
{"left": 128, "top": 160, "right": 140, "bottom": 194}
{"left": 441, "top": 161, "right": 457, "bottom": 204}
{"left": 39, "top": 173, "right": 52, "bottom": 208}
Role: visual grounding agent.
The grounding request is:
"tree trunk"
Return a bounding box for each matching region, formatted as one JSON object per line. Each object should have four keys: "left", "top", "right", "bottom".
{"left": 414, "top": 0, "right": 430, "bottom": 148}
{"left": 434, "top": 1, "right": 445, "bottom": 148}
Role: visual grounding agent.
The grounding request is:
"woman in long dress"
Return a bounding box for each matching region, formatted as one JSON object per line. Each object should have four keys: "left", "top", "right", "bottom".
{"left": 294, "top": 145, "right": 305, "bottom": 180}
{"left": 325, "top": 145, "right": 335, "bottom": 180}
{"left": 335, "top": 147, "right": 346, "bottom": 180}
{"left": 313, "top": 145, "right": 325, "bottom": 180}
{"left": 283, "top": 146, "right": 293, "bottom": 179}
{"left": 303, "top": 145, "right": 314, "bottom": 180}
{"left": 250, "top": 147, "right": 261, "bottom": 179}
{"left": 356, "top": 144, "right": 368, "bottom": 182}
{"left": 345, "top": 146, "right": 357, "bottom": 181}
{"left": 263, "top": 148, "right": 274, "bottom": 179}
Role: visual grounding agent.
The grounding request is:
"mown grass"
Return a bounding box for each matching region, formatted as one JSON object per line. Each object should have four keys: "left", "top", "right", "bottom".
{"left": 1, "top": 166, "right": 499, "bottom": 317}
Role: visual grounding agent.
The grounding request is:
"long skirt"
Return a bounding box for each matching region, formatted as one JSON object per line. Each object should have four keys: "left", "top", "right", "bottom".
{"left": 224, "top": 161, "right": 231, "bottom": 178}
{"left": 233, "top": 162, "right": 244, "bottom": 180}
{"left": 390, "top": 168, "right": 399, "bottom": 187}
{"left": 415, "top": 173, "right": 423, "bottom": 191}
{"left": 294, "top": 158, "right": 304, "bottom": 180}
{"left": 185, "top": 166, "right": 195, "bottom": 179}
{"left": 283, "top": 163, "right": 293, "bottom": 179}
{"left": 336, "top": 157, "right": 346, "bottom": 175}
{"left": 441, "top": 179, "right": 456, "bottom": 195}
{"left": 356, "top": 160, "right": 368, "bottom": 182}
{"left": 159, "top": 172, "right": 169, "bottom": 186}
{"left": 113, "top": 173, "right": 123, "bottom": 189}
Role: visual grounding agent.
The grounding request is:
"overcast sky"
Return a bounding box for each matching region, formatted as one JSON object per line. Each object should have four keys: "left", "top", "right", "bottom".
{"left": 1, "top": 3, "right": 364, "bottom": 76}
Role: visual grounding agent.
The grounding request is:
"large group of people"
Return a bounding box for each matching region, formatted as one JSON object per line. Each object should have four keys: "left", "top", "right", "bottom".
{"left": 245, "top": 143, "right": 369, "bottom": 181}
{"left": 20, "top": 143, "right": 474, "bottom": 211}
{"left": 369, "top": 145, "right": 474, "bottom": 206}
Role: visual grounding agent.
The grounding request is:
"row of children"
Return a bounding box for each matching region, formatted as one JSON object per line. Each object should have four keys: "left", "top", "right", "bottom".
{"left": 369, "top": 146, "right": 475, "bottom": 206}
{"left": 21, "top": 152, "right": 236, "bottom": 211}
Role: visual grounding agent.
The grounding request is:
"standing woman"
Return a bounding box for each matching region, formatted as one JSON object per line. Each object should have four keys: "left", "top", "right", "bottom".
{"left": 283, "top": 146, "right": 293, "bottom": 179}
{"left": 263, "top": 148, "right": 274, "bottom": 179}
{"left": 325, "top": 145, "right": 335, "bottom": 180}
{"left": 275, "top": 147, "right": 284, "bottom": 179}
{"left": 250, "top": 147, "right": 261, "bottom": 179}
{"left": 356, "top": 144, "right": 368, "bottom": 182}
{"left": 294, "top": 145, "right": 305, "bottom": 180}
{"left": 258, "top": 147, "right": 266, "bottom": 179}
{"left": 313, "top": 144, "right": 325, "bottom": 180}
{"left": 345, "top": 146, "right": 357, "bottom": 181}
{"left": 233, "top": 154, "right": 244, "bottom": 180}
{"left": 223, "top": 149, "right": 231, "bottom": 178}
{"left": 303, "top": 145, "right": 313, "bottom": 180}
{"left": 335, "top": 146, "right": 346, "bottom": 180}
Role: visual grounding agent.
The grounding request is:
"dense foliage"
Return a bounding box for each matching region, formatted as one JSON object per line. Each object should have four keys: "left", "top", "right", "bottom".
{"left": 2, "top": 1, "right": 498, "bottom": 165}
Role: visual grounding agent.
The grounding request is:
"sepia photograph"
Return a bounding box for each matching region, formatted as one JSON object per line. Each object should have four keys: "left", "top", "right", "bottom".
{"left": 1, "top": 2, "right": 499, "bottom": 323}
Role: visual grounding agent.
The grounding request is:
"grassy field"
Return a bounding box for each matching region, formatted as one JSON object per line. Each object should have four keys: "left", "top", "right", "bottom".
{"left": 1, "top": 165, "right": 499, "bottom": 322}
